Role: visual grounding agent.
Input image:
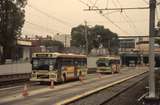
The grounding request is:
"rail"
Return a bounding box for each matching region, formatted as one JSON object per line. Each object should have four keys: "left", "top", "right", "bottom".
{"left": 56, "top": 70, "right": 148, "bottom": 105}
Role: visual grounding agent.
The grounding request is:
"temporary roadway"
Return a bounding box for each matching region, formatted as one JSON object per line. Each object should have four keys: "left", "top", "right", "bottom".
{"left": 0, "top": 67, "right": 148, "bottom": 105}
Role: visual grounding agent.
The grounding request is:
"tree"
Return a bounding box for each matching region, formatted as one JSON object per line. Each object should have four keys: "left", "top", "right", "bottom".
{"left": 0, "top": 0, "right": 27, "bottom": 63}
{"left": 70, "top": 25, "right": 119, "bottom": 54}
{"left": 41, "top": 40, "right": 64, "bottom": 52}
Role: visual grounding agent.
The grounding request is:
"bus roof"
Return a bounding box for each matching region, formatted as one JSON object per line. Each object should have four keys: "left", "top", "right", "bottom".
{"left": 32, "top": 52, "right": 87, "bottom": 58}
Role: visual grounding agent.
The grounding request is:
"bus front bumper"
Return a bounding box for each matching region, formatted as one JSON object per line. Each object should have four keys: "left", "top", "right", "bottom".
{"left": 30, "top": 78, "right": 57, "bottom": 82}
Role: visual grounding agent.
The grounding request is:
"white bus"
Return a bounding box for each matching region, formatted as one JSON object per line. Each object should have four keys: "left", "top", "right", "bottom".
{"left": 30, "top": 52, "right": 87, "bottom": 83}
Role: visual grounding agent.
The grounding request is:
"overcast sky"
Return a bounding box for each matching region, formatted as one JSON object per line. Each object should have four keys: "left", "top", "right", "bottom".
{"left": 22, "top": 0, "right": 160, "bottom": 37}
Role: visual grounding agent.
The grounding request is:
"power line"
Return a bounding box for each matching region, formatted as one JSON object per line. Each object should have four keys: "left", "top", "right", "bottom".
{"left": 103, "top": 10, "right": 120, "bottom": 15}
{"left": 25, "top": 20, "right": 60, "bottom": 34}
{"left": 112, "top": 0, "right": 134, "bottom": 34}
{"left": 112, "top": 0, "right": 135, "bottom": 34}
{"left": 142, "top": 0, "right": 149, "bottom": 5}
{"left": 27, "top": 4, "right": 72, "bottom": 27}
{"left": 115, "top": 0, "right": 139, "bottom": 35}
{"left": 93, "top": 0, "right": 99, "bottom": 8}
{"left": 106, "top": 0, "right": 109, "bottom": 9}
{"left": 78, "top": 0, "right": 131, "bottom": 34}
{"left": 84, "top": 6, "right": 149, "bottom": 11}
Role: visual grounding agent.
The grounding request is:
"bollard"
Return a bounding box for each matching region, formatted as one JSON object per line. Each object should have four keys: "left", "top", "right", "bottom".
{"left": 98, "top": 73, "right": 102, "bottom": 78}
{"left": 50, "top": 80, "right": 54, "bottom": 89}
{"left": 22, "top": 83, "right": 29, "bottom": 97}
{"left": 79, "top": 75, "right": 84, "bottom": 83}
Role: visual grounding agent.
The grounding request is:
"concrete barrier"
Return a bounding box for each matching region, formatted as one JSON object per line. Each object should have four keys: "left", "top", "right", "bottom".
{"left": 87, "top": 56, "right": 99, "bottom": 73}
{"left": 0, "top": 56, "right": 99, "bottom": 75}
{"left": 0, "top": 63, "right": 32, "bottom": 75}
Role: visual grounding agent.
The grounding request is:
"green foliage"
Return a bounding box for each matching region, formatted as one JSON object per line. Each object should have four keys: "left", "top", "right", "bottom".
{"left": 71, "top": 25, "right": 119, "bottom": 54}
{"left": 0, "top": 0, "right": 27, "bottom": 63}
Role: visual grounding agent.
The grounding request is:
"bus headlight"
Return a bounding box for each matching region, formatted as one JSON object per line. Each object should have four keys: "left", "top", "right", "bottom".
{"left": 31, "top": 73, "right": 36, "bottom": 78}
{"left": 49, "top": 65, "right": 54, "bottom": 71}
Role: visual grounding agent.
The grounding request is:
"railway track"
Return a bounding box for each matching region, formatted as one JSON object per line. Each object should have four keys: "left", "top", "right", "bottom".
{"left": 0, "top": 67, "right": 148, "bottom": 105}
{"left": 56, "top": 71, "right": 148, "bottom": 105}
{"left": 0, "top": 67, "right": 136, "bottom": 89}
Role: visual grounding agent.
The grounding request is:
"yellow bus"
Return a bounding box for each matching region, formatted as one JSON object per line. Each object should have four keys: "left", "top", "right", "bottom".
{"left": 96, "top": 57, "right": 120, "bottom": 74}
{"left": 30, "top": 52, "right": 87, "bottom": 82}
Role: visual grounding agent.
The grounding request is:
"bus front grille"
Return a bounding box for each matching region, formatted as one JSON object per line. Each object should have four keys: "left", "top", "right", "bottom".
{"left": 37, "top": 75, "right": 49, "bottom": 79}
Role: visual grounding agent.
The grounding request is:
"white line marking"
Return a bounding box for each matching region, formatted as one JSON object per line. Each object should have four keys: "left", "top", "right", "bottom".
{"left": 0, "top": 85, "right": 23, "bottom": 91}
{"left": 56, "top": 71, "right": 147, "bottom": 105}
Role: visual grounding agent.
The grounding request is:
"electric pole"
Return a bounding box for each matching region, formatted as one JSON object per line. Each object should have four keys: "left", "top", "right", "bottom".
{"left": 148, "top": 0, "right": 156, "bottom": 98}
{"left": 64, "top": 34, "right": 67, "bottom": 48}
{"left": 82, "top": 0, "right": 159, "bottom": 103}
{"left": 143, "top": 1, "right": 160, "bottom": 104}
{"left": 84, "top": 21, "right": 88, "bottom": 55}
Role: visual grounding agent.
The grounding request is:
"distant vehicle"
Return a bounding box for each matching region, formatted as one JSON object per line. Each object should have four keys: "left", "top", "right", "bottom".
{"left": 30, "top": 52, "right": 87, "bottom": 83}
{"left": 129, "top": 60, "right": 136, "bottom": 67}
{"left": 96, "top": 57, "right": 120, "bottom": 74}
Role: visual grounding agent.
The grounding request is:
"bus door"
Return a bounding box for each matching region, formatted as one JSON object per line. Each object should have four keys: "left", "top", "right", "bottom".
{"left": 56, "top": 58, "right": 63, "bottom": 82}
{"left": 74, "top": 60, "right": 79, "bottom": 78}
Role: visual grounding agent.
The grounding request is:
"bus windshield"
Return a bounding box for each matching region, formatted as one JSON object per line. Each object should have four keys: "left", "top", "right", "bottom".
{"left": 96, "top": 60, "right": 110, "bottom": 67}
{"left": 32, "top": 58, "right": 56, "bottom": 70}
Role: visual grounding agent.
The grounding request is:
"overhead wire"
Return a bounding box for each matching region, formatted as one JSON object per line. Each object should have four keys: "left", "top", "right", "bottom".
{"left": 24, "top": 3, "right": 73, "bottom": 36}
{"left": 115, "top": 0, "right": 139, "bottom": 35}
{"left": 142, "top": 0, "right": 149, "bottom": 5}
{"left": 105, "top": 0, "right": 110, "bottom": 15}
{"left": 78, "top": 0, "right": 131, "bottom": 35}
{"left": 27, "top": 4, "right": 72, "bottom": 27}
{"left": 106, "top": 0, "right": 109, "bottom": 8}
{"left": 25, "top": 20, "right": 60, "bottom": 34}
{"left": 93, "top": 0, "right": 99, "bottom": 8}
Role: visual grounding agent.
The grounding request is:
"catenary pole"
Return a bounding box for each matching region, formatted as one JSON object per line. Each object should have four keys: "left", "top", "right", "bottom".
{"left": 84, "top": 21, "right": 88, "bottom": 55}
{"left": 149, "top": 0, "right": 156, "bottom": 98}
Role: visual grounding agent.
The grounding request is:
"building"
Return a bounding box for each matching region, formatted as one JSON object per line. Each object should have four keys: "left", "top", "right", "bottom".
{"left": 119, "top": 38, "right": 136, "bottom": 53}
{"left": 16, "top": 40, "right": 32, "bottom": 61}
{"left": 118, "top": 36, "right": 160, "bottom": 66}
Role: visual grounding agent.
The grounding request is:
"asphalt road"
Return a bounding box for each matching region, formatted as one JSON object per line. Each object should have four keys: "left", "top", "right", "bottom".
{"left": 0, "top": 67, "right": 148, "bottom": 105}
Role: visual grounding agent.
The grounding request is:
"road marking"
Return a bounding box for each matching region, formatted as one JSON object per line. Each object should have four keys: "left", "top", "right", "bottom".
{"left": 0, "top": 68, "right": 129, "bottom": 91}
{"left": 0, "top": 74, "right": 112, "bottom": 104}
{"left": 138, "top": 92, "right": 148, "bottom": 102}
{"left": 0, "top": 85, "right": 23, "bottom": 91}
{"left": 0, "top": 69, "right": 147, "bottom": 104}
{"left": 56, "top": 71, "right": 148, "bottom": 105}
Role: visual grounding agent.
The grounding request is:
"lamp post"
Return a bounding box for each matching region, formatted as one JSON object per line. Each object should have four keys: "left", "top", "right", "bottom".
{"left": 97, "top": 35, "right": 101, "bottom": 55}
